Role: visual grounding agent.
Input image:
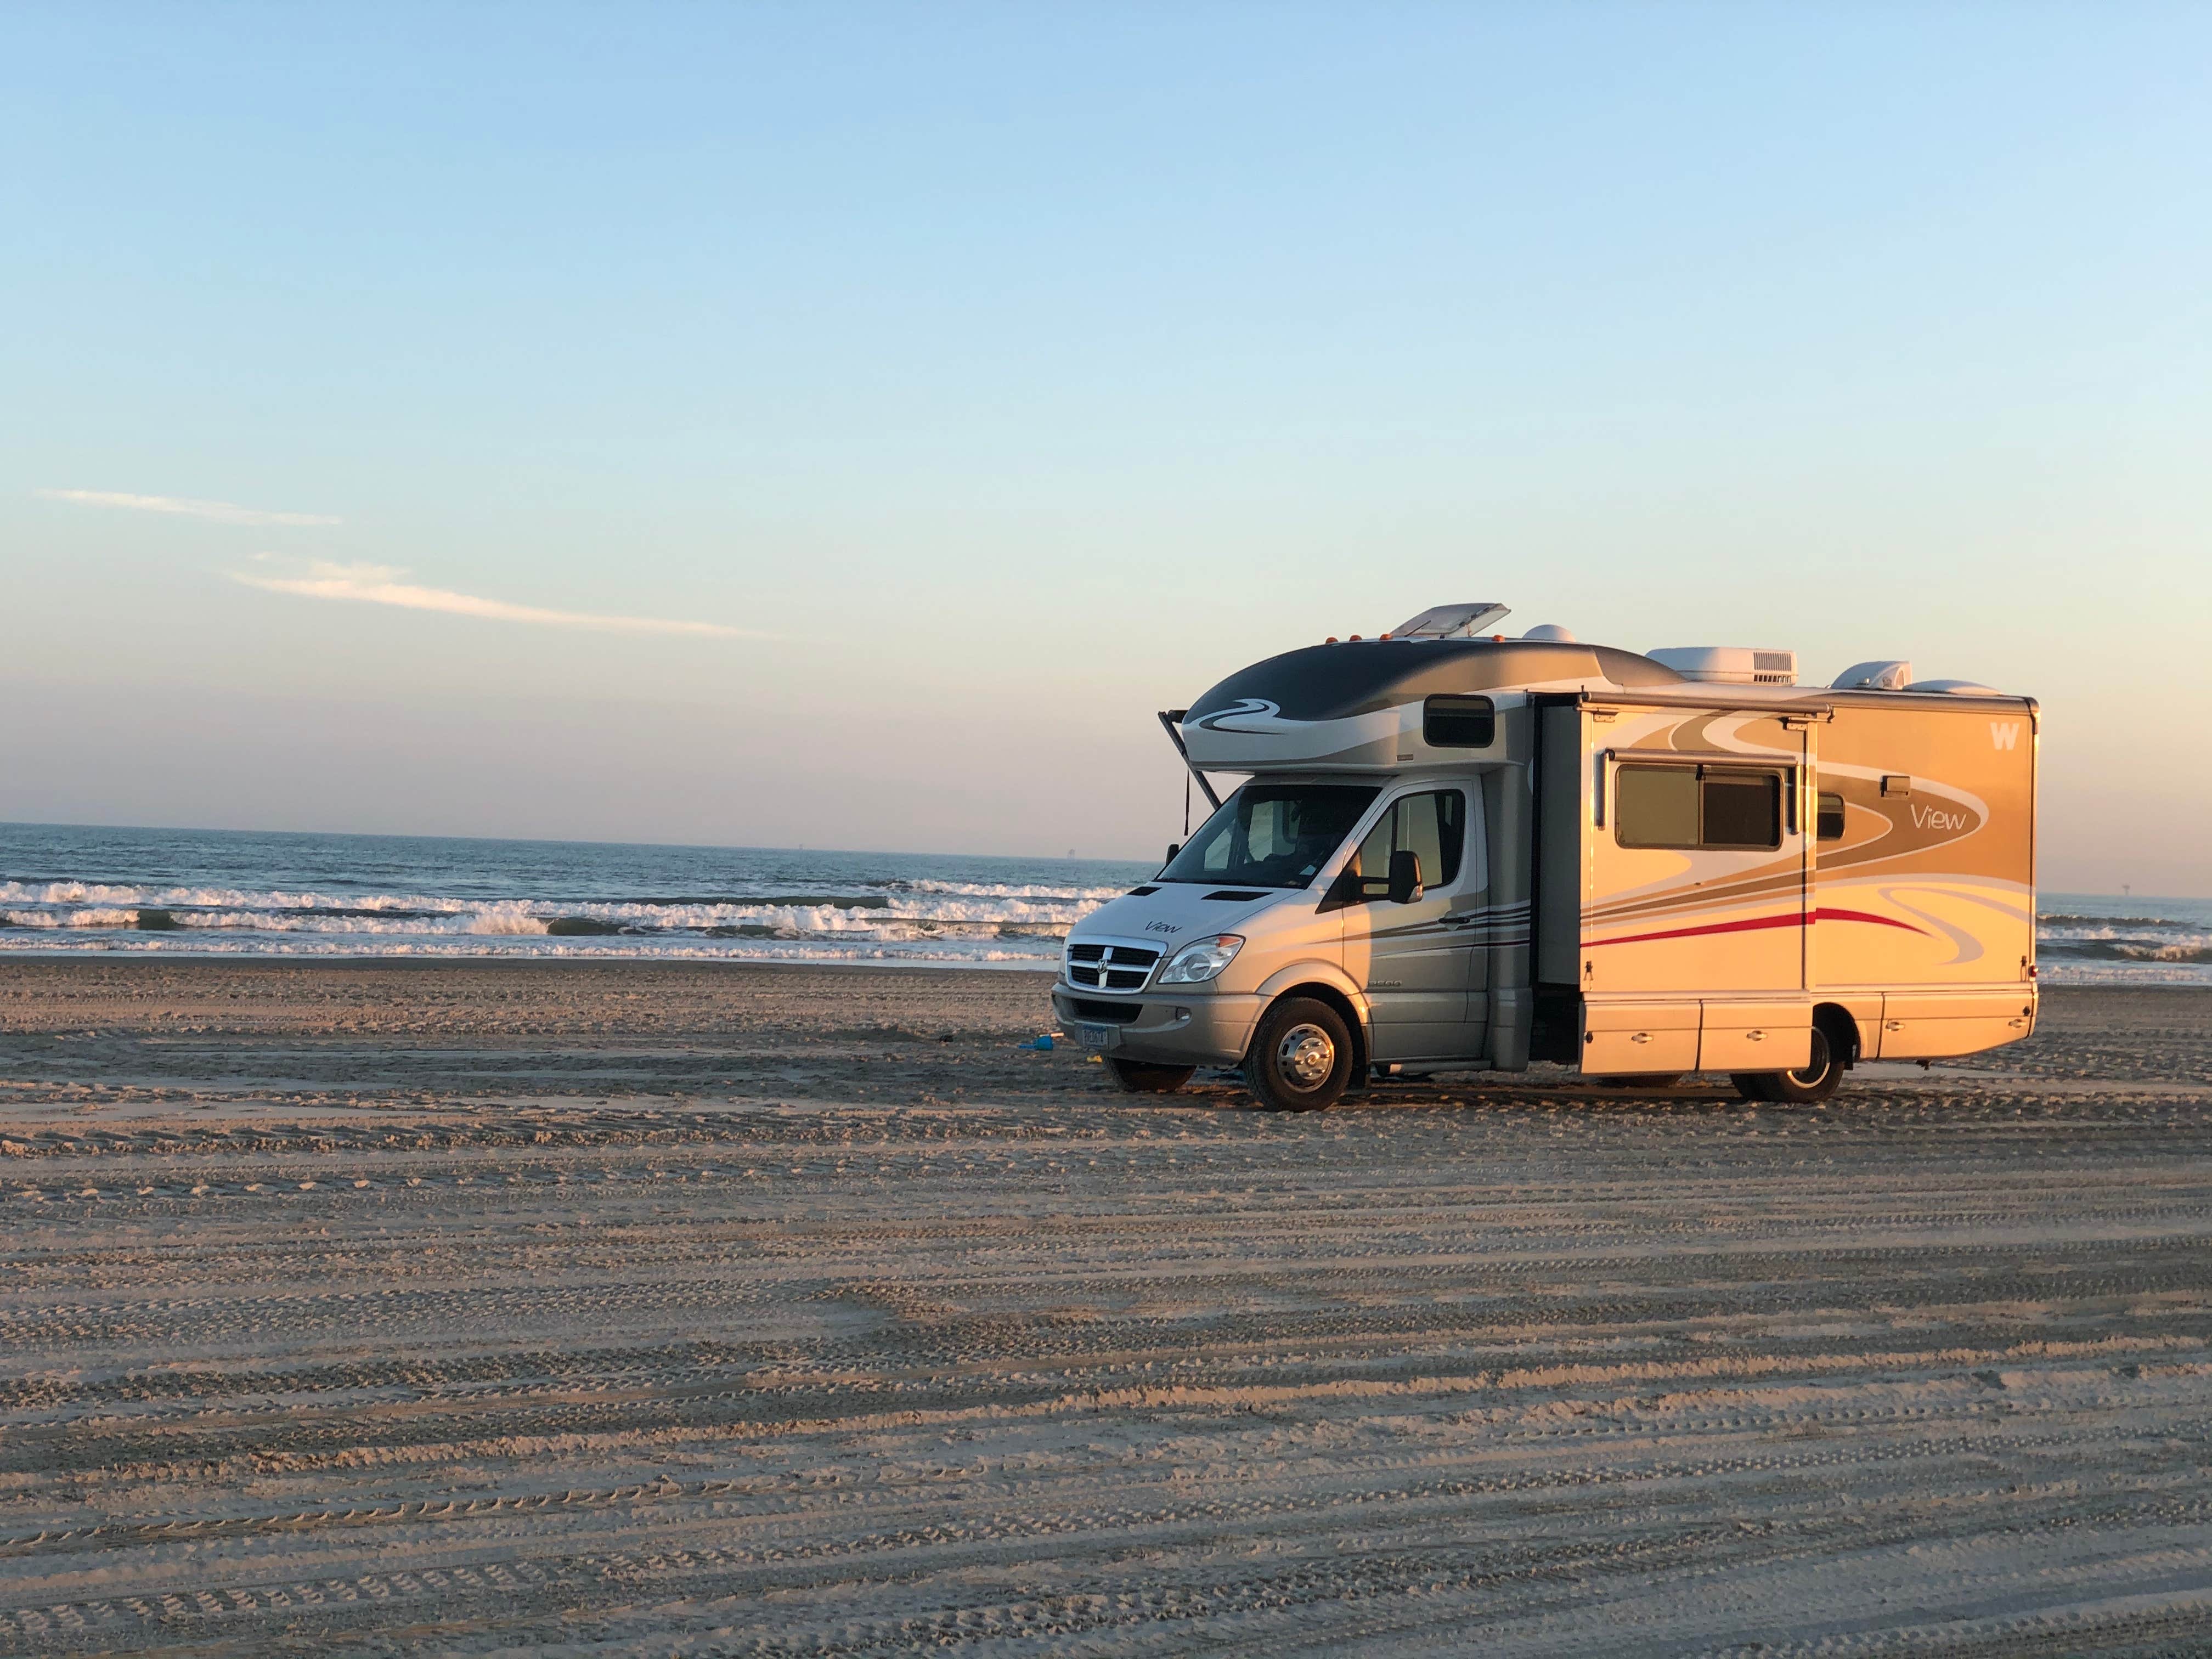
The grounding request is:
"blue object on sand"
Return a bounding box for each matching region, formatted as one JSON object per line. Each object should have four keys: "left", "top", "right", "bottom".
{"left": 1021, "top": 1034, "right": 1054, "bottom": 1050}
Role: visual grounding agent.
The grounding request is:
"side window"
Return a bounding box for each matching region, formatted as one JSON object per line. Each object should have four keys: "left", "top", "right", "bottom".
{"left": 1348, "top": 790, "right": 1465, "bottom": 898}
{"left": 1397, "top": 790, "right": 1463, "bottom": 885}
{"left": 1816, "top": 790, "right": 1846, "bottom": 842}
{"left": 1617, "top": 766, "right": 1782, "bottom": 850}
{"left": 1616, "top": 767, "right": 1699, "bottom": 848}
{"left": 1351, "top": 814, "right": 1396, "bottom": 901}
{"left": 1423, "top": 696, "right": 1495, "bottom": 748}
{"left": 1702, "top": 774, "right": 1780, "bottom": 849}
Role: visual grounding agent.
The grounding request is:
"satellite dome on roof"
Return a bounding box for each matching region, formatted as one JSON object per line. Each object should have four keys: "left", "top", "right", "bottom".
{"left": 1833, "top": 660, "right": 1912, "bottom": 691}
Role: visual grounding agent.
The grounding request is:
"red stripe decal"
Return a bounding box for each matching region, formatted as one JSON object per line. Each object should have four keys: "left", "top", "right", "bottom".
{"left": 1585, "top": 909, "right": 1929, "bottom": 949}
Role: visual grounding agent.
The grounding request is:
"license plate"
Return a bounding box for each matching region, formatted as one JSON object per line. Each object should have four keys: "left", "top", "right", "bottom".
{"left": 1076, "top": 1023, "right": 1117, "bottom": 1049}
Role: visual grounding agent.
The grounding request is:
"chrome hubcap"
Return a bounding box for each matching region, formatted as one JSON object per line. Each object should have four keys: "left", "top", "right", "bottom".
{"left": 1788, "top": 1033, "right": 1831, "bottom": 1085}
{"left": 1277, "top": 1024, "right": 1335, "bottom": 1088}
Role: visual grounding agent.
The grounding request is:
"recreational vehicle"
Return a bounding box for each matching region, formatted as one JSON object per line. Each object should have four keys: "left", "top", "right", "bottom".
{"left": 1054, "top": 603, "right": 2038, "bottom": 1110}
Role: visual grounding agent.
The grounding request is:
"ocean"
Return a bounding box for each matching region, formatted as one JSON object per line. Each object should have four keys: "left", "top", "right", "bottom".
{"left": 0, "top": 822, "right": 2203, "bottom": 982}
{"left": 0, "top": 822, "right": 1152, "bottom": 969}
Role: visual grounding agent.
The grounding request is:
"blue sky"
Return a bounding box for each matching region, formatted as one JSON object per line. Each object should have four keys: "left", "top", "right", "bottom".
{"left": 3, "top": 4, "right": 2208, "bottom": 888}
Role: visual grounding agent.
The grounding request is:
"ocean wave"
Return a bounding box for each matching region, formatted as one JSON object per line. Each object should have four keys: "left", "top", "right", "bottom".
{"left": 1, "top": 907, "right": 144, "bottom": 929}
{"left": 0, "top": 931, "right": 1060, "bottom": 966}
{"left": 0, "top": 877, "right": 1113, "bottom": 948}
{"left": 0, "top": 877, "right": 1132, "bottom": 909}
{"left": 2039, "top": 912, "right": 2172, "bottom": 928}
{"left": 2039, "top": 938, "right": 2212, "bottom": 966}
{"left": 2040, "top": 960, "right": 2212, "bottom": 986}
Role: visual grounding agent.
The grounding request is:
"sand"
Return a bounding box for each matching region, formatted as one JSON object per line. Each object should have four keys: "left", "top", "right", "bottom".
{"left": 1, "top": 959, "right": 2208, "bottom": 1655}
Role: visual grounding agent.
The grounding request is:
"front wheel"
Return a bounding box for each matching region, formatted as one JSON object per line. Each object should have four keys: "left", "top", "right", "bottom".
{"left": 1107, "top": 1058, "right": 1195, "bottom": 1094}
{"left": 1244, "top": 996, "right": 1354, "bottom": 1112}
{"left": 1732, "top": 1028, "right": 1842, "bottom": 1104}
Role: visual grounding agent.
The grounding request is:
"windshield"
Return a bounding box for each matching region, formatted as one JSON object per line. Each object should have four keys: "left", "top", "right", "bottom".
{"left": 1159, "top": 783, "right": 1381, "bottom": 889}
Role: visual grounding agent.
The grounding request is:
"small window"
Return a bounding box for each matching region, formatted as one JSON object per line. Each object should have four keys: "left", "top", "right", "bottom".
{"left": 1702, "top": 775, "right": 1779, "bottom": 848}
{"left": 1616, "top": 767, "right": 1699, "bottom": 848}
{"left": 1423, "top": 695, "right": 1495, "bottom": 748}
{"left": 1347, "top": 789, "right": 1465, "bottom": 899}
{"left": 1617, "top": 765, "right": 1782, "bottom": 851}
{"left": 1816, "top": 791, "right": 1846, "bottom": 842}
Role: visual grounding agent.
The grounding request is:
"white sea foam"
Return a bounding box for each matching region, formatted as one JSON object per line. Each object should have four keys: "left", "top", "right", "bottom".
{"left": 0, "top": 877, "right": 1105, "bottom": 961}
{"left": 0, "top": 931, "right": 1058, "bottom": 965}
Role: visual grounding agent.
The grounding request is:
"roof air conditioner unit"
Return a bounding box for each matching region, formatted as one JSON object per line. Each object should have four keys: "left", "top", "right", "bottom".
{"left": 1646, "top": 646, "right": 1797, "bottom": 686}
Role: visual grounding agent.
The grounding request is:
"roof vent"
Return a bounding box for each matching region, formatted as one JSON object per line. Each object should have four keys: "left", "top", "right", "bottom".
{"left": 1646, "top": 646, "right": 1798, "bottom": 686}
{"left": 1833, "top": 660, "right": 1912, "bottom": 691}
{"left": 1522, "top": 623, "right": 1576, "bottom": 642}
{"left": 1393, "top": 601, "right": 1511, "bottom": 640}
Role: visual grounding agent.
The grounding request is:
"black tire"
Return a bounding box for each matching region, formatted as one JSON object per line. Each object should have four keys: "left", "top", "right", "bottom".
{"left": 1731, "top": 1027, "right": 1842, "bottom": 1105}
{"left": 1244, "top": 996, "right": 1355, "bottom": 1112}
{"left": 1107, "top": 1058, "right": 1196, "bottom": 1094}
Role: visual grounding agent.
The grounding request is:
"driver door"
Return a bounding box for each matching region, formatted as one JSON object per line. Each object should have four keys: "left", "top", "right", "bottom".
{"left": 1340, "top": 788, "right": 1484, "bottom": 1060}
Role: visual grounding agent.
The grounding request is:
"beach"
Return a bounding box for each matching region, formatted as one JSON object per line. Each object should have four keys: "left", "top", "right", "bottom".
{"left": 3, "top": 959, "right": 2210, "bottom": 1654}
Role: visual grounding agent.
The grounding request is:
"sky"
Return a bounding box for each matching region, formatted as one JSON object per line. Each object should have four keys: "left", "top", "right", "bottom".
{"left": 2, "top": 4, "right": 2208, "bottom": 891}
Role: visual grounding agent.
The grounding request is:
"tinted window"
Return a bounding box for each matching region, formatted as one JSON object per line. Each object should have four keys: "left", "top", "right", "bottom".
{"left": 1346, "top": 790, "right": 1465, "bottom": 899}
{"left": 1617, "top": 766, "right": 1781, "bottom": 851}
{"left": 1159, "top": 783, "right": 1380, "bottom": 889}
{"left": 1423, "top": 695, "right": 1496, "bottom": 748}
{"left": 1702, "top": 775, "right": 1780, "bottom": 849}
{"left": 1616, "top": 766, "right": 1699, "bottom": 848}
{"left": 1816, "top": 790, "right": 1846, "bottom": 842}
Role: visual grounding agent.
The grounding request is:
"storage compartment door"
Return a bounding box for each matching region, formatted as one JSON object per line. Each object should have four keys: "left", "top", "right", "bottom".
{"left": 1582, "top": 999, "right": 1700, "bottom": 1075}
{"left": 1699, "top": 999, "right": 1813, "bottom": 1071}
{"left": 1879, "top": 991, "right": 2037, "bottom": 1059}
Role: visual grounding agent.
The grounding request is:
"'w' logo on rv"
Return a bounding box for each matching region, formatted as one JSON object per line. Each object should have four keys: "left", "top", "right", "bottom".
{"left": 1990, "top": 723, "right": 2020, "bottom": 751}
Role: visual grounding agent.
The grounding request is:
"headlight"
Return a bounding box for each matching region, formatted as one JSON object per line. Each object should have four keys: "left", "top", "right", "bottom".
{"left": 1156, "top": 933, "right": 1244, "bottom": 985}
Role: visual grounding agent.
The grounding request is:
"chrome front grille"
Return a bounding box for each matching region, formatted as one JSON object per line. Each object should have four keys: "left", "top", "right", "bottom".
{"left": 1065, "top": 941, "right": 1161, "bottom": 991}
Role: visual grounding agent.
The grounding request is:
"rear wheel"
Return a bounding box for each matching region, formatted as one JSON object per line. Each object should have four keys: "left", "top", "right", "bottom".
{"left": 1107, "top": 1058, "right": 1195, "bottom": 1094}
{"left": 1244, "top": 997, "right": 1354, "bottom": 1112}
{"left": 1732, "top": 1027, "right": 1842, "bottom": 1104}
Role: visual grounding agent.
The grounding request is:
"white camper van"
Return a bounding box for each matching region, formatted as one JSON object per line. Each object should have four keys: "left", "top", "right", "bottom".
{"left": 1054, "top": 604, "right": 2038, "bottom": 1110}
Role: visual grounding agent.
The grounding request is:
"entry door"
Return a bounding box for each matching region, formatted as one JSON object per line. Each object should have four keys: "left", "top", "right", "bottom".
{"left": 1342, "top": 787, "right": 1485, "bottom": 1060}
{"left": 1584, "top": 718, "right": 1808, "bottom": 1003}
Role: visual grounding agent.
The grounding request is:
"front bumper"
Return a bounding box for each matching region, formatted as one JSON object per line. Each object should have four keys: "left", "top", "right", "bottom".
{"left": 1051, "top": 985, "right": 1263, "bottom": 1067}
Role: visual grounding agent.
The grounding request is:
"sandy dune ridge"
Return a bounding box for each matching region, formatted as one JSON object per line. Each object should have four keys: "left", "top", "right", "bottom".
{"left": 1, "top": 961, "right": 2209, "bottom": 1655}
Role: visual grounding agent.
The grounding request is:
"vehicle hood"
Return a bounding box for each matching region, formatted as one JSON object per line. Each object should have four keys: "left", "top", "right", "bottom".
{"left": 1069, "top": 883, "right": 1296, "bottom": 955}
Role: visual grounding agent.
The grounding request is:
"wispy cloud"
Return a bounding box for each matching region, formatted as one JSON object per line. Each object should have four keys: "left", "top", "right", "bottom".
{"left": 234, "top": 561, "right": 761, "bottom": 639}
{"left": 40, "top": 488, "right": 342, "bottom": 527}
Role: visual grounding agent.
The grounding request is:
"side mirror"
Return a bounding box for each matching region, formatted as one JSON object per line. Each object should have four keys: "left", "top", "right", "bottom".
{"left": 1387, "top": 849, "right": 1424, "bottom": 905}
{"left": 1164, "top": 843, "right": 1181, "bottom": 865}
